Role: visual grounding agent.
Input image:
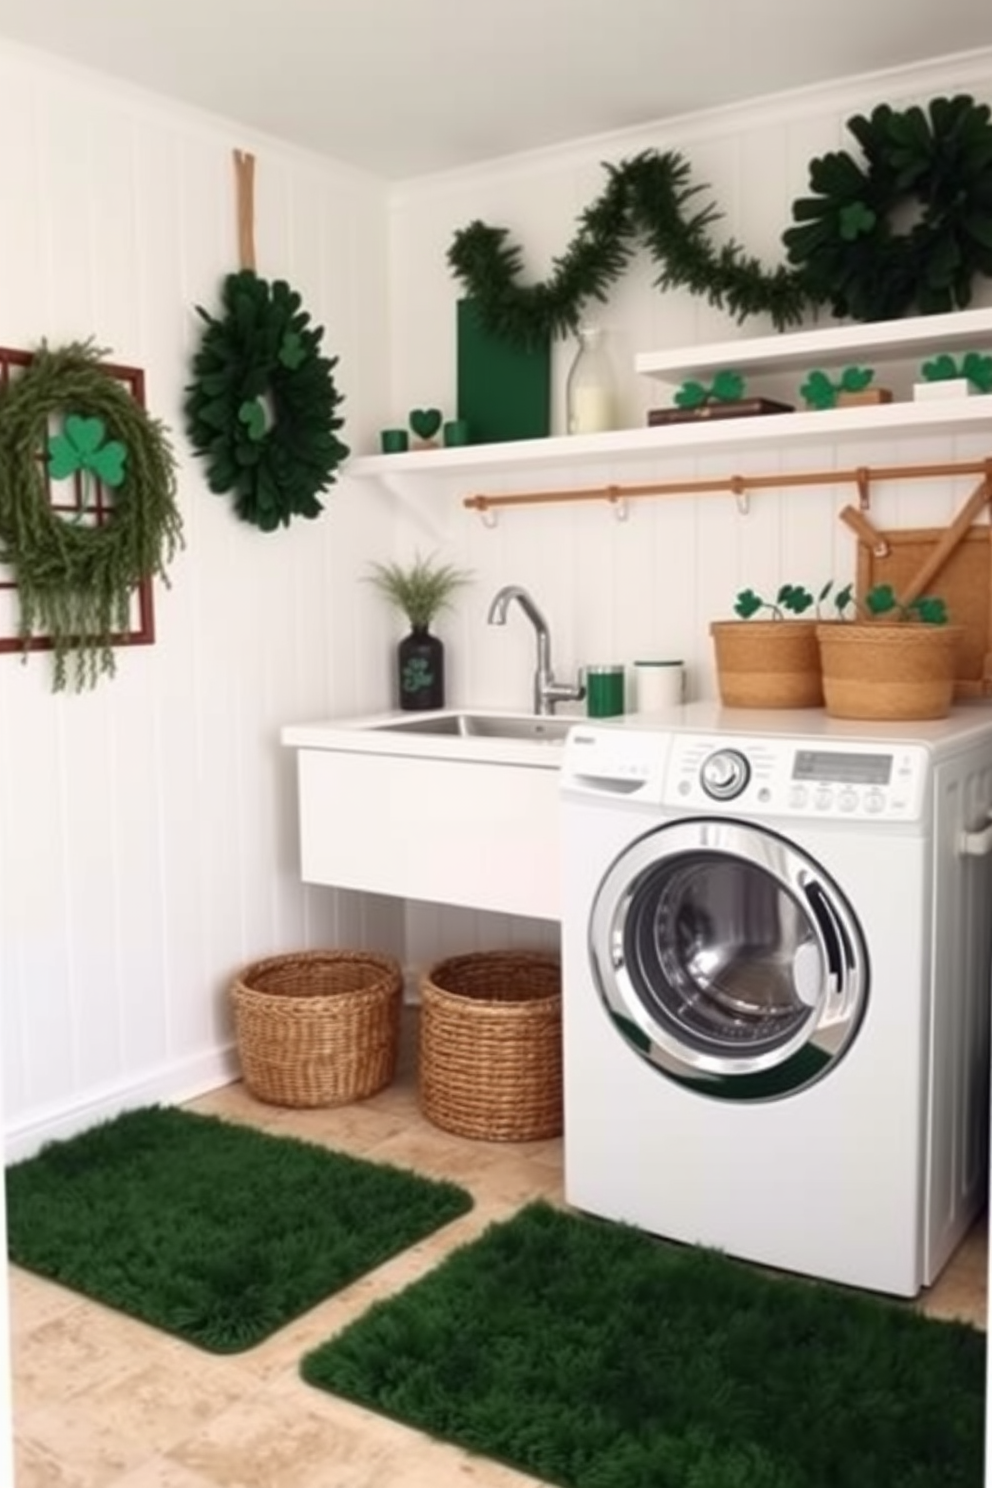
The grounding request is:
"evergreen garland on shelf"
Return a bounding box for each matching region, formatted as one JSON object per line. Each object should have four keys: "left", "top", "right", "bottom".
{"left": 447, "top": 150, "right": 810, "bottom": 350}
{"left": 448, "top": 96, "right": 992, "bottom": 347}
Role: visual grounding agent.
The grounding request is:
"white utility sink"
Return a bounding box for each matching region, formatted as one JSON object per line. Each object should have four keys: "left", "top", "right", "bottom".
{"left": 280, "top": 709, "right": 582, "bottom": 918}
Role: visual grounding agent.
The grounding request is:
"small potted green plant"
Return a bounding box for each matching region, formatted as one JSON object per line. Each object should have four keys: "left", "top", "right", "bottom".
{"left": 366, "top": 552, "right": 472, "bottom": 711}
{"left": 816, "top": 583, "right": 961, "bottom": 720}
{"left": 710, "top": 582, "right": 842, "bottom": 710}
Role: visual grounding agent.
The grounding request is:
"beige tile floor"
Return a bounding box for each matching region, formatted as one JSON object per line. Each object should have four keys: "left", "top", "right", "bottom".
{"left": 9, "top": 1010, "right": 989, "bottom": 1488}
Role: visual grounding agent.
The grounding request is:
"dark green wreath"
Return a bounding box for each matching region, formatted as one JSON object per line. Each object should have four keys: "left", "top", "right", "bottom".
{"left": 185, "top": 269, "right": 349, "bottom": 531}
{"left": 448, "top": 150, "right": 810, "bottom": 350}
{"left": 783, "top": 94, "right": 992, "bottom": 321}
{"left": 0, "top": 342, "right": 182, "bottom": 691}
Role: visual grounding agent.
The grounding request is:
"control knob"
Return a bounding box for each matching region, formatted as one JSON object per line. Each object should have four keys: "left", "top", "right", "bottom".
{"left": 700, "top": 748, "right": 750, "bottom": 800}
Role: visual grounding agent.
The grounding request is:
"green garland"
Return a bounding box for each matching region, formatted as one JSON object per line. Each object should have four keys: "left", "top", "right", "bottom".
{"left": 783, "top": 95, "right": 992, "bottom": 321}
{"left": 0, "top": 342, "right": 182, "bottom": 692}
{"left": 448, "top": 96, "right": 992, "bottom": 346}
{"left": 447, "top": 149, "right": 810, "bottom": 349}
{"left": 185, "top": 270, "right": 349, "bottom": 531}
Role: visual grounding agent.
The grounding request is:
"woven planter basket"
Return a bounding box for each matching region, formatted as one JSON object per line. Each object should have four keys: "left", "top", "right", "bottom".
{"left": 230, "top": 950, "right": 403, "bottom": 1108}
{"left": 816, "top": 623, "right": 963, "bottom": 720}
{"left": 419, "top": 951, "right": 563, "bottom": 1142}
{"left": 710, "top": 620, "right": 823, "bottom": 709}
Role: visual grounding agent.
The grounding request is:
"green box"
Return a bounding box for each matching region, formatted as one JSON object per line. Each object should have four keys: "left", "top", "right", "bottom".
{"left": 456, "top": 298, "right": 551, "bottom": 445}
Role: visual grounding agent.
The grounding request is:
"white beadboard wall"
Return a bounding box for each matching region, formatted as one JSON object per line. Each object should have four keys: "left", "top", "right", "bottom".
{"left": 382, "top": 48, "right": 992, "bottom": 971}
{"left": 0, "top": 41, "right": 406, "bottom": 1160}
{"left": 3, "top": 38, "right": 992, "bottom": 1153}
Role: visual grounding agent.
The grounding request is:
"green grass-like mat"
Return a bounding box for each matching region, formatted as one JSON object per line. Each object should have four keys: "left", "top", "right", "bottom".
{"left": 5, "top": 1104, "right": 472, "bottom": 1353}
{"left": 302, "top": 1200, "right": 986, "bottom": 1488}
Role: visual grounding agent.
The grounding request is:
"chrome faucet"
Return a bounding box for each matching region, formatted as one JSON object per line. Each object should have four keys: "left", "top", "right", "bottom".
{"left": 486, "top": 584, "right": 586, "bottom": 716}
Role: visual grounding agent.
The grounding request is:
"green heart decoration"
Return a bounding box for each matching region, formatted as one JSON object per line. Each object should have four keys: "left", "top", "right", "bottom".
{"left": 409, "top": 408, "right": 442, "bottom": 441}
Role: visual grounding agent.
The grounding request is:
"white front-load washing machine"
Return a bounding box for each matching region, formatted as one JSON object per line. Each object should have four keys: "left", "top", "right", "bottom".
{"left": 560, "top": 702, "right": 992, "bottom": 1296}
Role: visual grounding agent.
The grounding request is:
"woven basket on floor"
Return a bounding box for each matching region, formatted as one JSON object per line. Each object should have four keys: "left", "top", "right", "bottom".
{"left": 231, "top": 950, "right": 403, "bottom": 1108}
{"left": 419, "top": 950, "right": 563, "bottom": 1142}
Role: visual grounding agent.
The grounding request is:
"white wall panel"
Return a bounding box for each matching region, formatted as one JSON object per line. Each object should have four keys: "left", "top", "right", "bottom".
{"left": 0, "top": 42, "right": 396, "bottom": 1155}
{"left": 385, "top": 49, "right": 992, "bottom": 969}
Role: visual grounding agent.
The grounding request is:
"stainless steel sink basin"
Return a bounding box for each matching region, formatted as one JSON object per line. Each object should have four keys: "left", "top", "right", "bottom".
{"left": 374, "top": 711, "right": 572, "bottom": 743}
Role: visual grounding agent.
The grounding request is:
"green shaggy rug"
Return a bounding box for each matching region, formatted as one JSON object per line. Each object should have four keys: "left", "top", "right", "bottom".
{"left": 5, "top": 1104, "right": 472, "bottom": 1353}
{"left": 302, "top": 1200, "right": 985, "bottom": 1488}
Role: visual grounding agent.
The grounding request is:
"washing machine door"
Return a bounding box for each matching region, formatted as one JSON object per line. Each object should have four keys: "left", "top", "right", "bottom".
{"left": 589, "top": 817, "right": 869, "bottom": 1101}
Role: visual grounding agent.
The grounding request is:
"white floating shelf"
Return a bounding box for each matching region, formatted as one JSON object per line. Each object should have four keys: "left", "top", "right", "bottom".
{"left": 348, "top": 396, "right": 992, "bottom": 483}
{"left": 635, "top": 307, "right": 992, "bottom": 383}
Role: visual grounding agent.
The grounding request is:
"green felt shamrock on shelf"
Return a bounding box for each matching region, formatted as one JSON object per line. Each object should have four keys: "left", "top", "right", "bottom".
{"left": 800, "top": 366, "right": 875, "bottom": 410}
{"left": 409, "top": 408, "right": 443, "bottom": 441}
{"left": 675, "top": 370, "right": 744, "bottom": 409}
{"left": 48, "top": 414, "right": 127, "bottom": 488}
{"left": 920, "top": 352, "right": 992, "bottom": 393}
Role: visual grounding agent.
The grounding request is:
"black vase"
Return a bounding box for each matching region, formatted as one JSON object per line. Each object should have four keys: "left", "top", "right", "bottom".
{"left": 398, "top": 626, "right": 445, "bottom": 711}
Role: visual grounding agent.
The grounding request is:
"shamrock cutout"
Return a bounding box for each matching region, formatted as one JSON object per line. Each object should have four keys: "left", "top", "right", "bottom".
{"left": 409, "top": 408, "right": 442, "bottom": 441}
{"left": 48, "top": 414, "right": 127, "bottom": 487}
{"left": 839, "top": 201, "right": 876, "bottom": 241}
{"left": 279, "top": 331, "right": 306, "bottom": 370}
{"left": 675, "top": 370, "right": 744, "bottom": 409}
{"left": 238, "top": 399, "right": 267, "bottom": 442}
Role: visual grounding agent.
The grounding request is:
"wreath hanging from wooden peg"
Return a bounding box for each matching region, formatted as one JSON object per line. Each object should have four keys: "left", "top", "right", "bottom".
{"left": 185, "top": 149, "right": 349, "bottom": 532}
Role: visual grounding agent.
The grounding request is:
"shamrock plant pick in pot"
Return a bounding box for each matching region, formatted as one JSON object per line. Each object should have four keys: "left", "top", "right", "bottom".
{"left": 366, "top": 552, "right": 472, "bottom": 711}
{"left": 816, "top": 584, "right": 963, "bottom": 721}
{"left": 710, "top": 582, "right": 846, "bottom": 710}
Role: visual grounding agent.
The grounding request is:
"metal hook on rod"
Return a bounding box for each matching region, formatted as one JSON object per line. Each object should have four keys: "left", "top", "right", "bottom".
{"left": 606, "top": 487, "right": 629, "bottom": 522}
{"left": 730, "top": 476, "right": 749, "bottom": 515}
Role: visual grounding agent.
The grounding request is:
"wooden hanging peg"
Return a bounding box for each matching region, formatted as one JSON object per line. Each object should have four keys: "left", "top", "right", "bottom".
{"left": 233, "top": 149, "right": 256, "bottom": 271}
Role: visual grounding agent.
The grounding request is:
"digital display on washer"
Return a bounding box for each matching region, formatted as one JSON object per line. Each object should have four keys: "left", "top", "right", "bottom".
{"left": 792, "top": 749, "right": 893, "bottom": 785}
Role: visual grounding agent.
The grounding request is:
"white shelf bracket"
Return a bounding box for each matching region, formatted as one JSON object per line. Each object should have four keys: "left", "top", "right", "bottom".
{"left": 730, "top": 477, "right": 749, "bottom": 515}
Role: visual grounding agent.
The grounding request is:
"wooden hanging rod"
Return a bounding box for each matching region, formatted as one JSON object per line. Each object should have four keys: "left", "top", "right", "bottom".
{"left": 463, "top": 456, "right": 992, "bottom": 515}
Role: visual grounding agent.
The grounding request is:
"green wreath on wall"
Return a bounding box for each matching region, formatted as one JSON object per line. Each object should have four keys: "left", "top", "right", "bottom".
{"left": 0, "top": 342, "right": 183, "bottom": 691}
{"left": 185, "top": 269, "right": 349, "bottom": 532}
{"left": 448, "top": 95, "right": 992, "bottom": 347}
{"left": 783, "top": 95, "right": 992, "bottom": 321}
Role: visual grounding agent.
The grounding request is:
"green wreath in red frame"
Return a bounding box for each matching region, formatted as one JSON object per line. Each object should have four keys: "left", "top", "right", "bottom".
{"left": 783, "top": 94, "right": 992, "bottom": 322}
{"left": 185, "top": 270, "right": 349, "bottom": 531}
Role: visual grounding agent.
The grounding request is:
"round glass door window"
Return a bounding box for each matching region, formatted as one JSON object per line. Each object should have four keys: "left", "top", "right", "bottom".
{"left": 589, "top": 819, "right": 869, "bottom": 1100}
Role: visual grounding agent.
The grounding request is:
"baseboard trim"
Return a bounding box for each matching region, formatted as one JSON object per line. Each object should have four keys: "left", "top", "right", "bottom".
{"left": 4, "top": 1045, "right": 241, "bottom": 1163}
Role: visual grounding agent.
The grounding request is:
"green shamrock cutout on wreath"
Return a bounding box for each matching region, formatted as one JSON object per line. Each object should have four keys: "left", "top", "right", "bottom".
{"left": 675, "top": 370, "right": 744, "bottom": 409}
{"left": 408, "top": 408, "right": 443, "bottom": 441}
{"left": 238, "top": 399, "right": 267, "bottom": 442}
{"left": 48, "top": 414, "right": 127, "bottom": 488}
{"left": 278, "top": 331, "right": 306, "bottom": 370}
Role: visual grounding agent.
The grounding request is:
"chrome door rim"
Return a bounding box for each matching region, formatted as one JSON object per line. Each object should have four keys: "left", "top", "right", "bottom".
{"left": 589, "top": 818, "right": 869, "bottom": 1100}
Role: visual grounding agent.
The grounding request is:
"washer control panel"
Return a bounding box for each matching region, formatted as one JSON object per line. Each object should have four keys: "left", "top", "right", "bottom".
{"left": 666, "top": 734, "right": 929, "bottom": 822}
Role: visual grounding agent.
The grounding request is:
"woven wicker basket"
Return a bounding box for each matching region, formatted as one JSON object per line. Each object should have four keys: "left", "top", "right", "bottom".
{"left": 816, "top": 622, "right": 963, "bottom": 720}
{"left": 710, "top": 620, "right": 824, "bottom": 709}
{"left": 419, "top": 951, "right": 563, "bottom": 1142}
{"left": 231, "top": 950, "right": 403, "bottom": 1108}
